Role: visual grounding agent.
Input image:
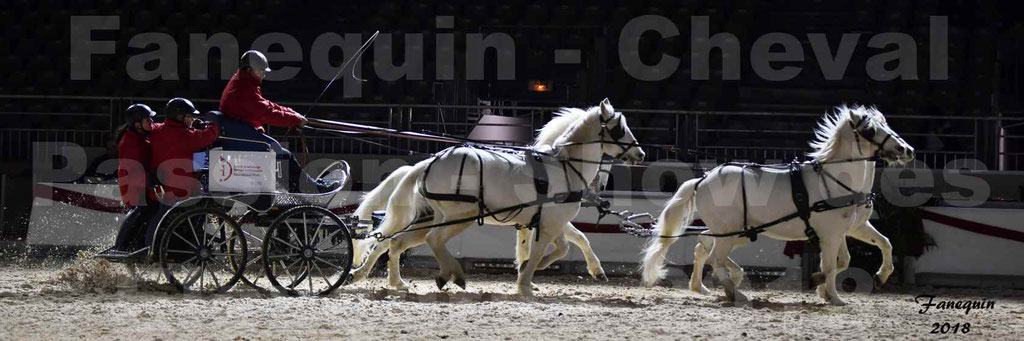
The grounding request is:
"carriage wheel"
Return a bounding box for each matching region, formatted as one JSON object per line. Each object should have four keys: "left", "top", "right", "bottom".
{"left": 262, "top": 206, "right": 353, "bottom": 296}
{"left": 159, "top": 207, "right": 247, "bottom": 294}
{"left": 230, "top": 212, "right": 272, "bottom": 293}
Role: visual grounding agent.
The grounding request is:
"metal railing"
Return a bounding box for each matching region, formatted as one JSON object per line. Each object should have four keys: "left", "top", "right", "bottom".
{"left": 2, "top": 94, "right": 1023, "bottom": 171}
{"left": 1000, "top": 115, "right": 1024, "bottom": 171}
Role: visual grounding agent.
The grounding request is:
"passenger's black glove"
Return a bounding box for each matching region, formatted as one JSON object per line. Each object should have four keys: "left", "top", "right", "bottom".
{"left": 191, "top": 119, "right": 210, "bottom": 129}
{"left": 203, "top": 110, "right": 223, "bottom": 125}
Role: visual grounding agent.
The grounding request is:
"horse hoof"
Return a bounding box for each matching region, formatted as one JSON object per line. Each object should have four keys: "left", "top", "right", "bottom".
{"left": 595, "top": 273, "right": 609, "bottom": 282}
{"left": 873, "top": 275, "right": 884, "bottom": 289}
{"left": 389, "top": 278, "right": 411, "bottom": 291}
{"left": 435, "top": 277, "right": 448, "bottom": 291}
{"left": 691, "top": 284, "right": 711, "bottom": 295}
{"left": 454, "top": 276, "right": 467, "bottom": 290}
{"left": 342, "top": 273, "right": 355, "bottom": 285}
{"left": 810, "top": 272, "right": 826, "bottom": 287}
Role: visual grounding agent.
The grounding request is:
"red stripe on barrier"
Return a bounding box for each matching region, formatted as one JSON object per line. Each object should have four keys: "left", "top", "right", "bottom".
{"left": 42, "top": 186, "right": 1019, "bottom": 246}
{"left": 571, "top": 221, "right": 640, "bottom": 233}
{"left": 33, "top": 184, "right": 128, "bottom": 214}
{"left": 34, "top": 183, "right": 360, "bottom": 218}
{"left": 918, "top": 208, "right": 1024, "bottom": 243}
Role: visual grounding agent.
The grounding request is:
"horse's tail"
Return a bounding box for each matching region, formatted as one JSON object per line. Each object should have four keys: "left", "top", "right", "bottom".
{"left": 641, "top": 177, "right": 700, "bottom": 287}
{"left": 352, "top": 165, "right": 412, "bottom": 266}
{"left": 369, "top": 159, "right": 430, "bottom": 240}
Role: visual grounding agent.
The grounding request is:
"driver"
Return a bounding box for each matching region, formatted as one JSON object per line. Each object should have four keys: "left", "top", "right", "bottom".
{"left": 219, "top": 50, "right": 339, "bottom": 193}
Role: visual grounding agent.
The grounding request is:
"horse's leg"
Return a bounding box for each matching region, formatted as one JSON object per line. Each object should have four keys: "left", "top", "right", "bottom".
{"left": 725, "top": 238, "right": 749, "bottom": 288}
{"left": 515, "top": 227, "right": 561, "bottom": 292}
{"left": 515, "top": 228, "right": 531, "bottom": 269}
{"left": 517, "top": 223, "right": 560, "bottom": 297}
{"left": 425, "top": 222, "right": 472, "bottom": 290}
{"left": 689, "top": 235, "right": 712, "bottom": 294}
{"left": 509, "top": 227, "right": 544, "bottom": 290}
{"left": 817, "top": 236, "right": 851, "bottom": 299}
{"left": 814, "top": 236, "right": 850, "bottom": 298}
{"left": 708, "top": 237, "right": 746, "bottom": 304}
{"left": 837, "top": 237, "right": 851, "bottom": 272}
{"left": 351, "top": 238, "right": 390, "bottom": 283}
{"left": 386, "top": 230, "right": 428, "bottom": 291}
{"left": 848, "top": 221, "right": 894, "bottom": 285}
{"left": 818, "top": 235, "right": 847, "bottom": 306}
{"left": 562, "top": 223, "right": 607, "bottom": 281}
{"left": 726, "top": 256, "right": 744, "bottom": 288}
{"left": 536, "top": 232, "right": 568, "bottom": 270}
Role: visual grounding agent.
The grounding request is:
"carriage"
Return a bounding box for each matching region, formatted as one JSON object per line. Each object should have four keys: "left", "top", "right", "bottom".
{"left": 93, "top": 100, "right": 909, "bottom": 306}
{"left": 99, "top": 138, "right": 360, "bottom": 297}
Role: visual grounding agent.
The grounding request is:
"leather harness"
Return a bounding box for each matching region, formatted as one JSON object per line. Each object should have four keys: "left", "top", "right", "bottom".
{"left": 374, "top": 113, "right": 638, "bottom": 242}
{"left": 664, "top": 113, "right": 892, "bottom": 242}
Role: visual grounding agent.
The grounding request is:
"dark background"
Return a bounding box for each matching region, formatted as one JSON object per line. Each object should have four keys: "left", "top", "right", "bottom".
{"left": 2, "top": 0, "right": 1023, "bottom": 240}
{"left": 2, "top": 1, "right": 1022, "bottom": 110}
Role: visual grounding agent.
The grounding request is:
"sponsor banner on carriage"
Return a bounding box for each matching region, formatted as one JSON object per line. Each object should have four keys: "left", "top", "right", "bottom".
{"left": 209, "top": 149, "right": 277, "bottom": 193}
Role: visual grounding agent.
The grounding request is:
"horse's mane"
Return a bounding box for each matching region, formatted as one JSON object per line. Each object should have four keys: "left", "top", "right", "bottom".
{"left": 807, "top": 104, "right": 881, "bottom": 162}
{"left": 533, "top": 106, "right": 595, "bottom": 147}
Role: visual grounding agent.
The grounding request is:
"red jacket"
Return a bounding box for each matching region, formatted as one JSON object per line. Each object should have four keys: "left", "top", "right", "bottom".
{"left": 117, "top": 128, "right": 153, "bottom": 207}
{"left": 219, "top": 70, "right": 303, "bottom": 131}
{"left": 149, "top": 120, "right": 220, "bottom": 202}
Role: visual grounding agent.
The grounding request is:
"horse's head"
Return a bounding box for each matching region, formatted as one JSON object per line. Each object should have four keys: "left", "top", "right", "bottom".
{"left": 597, "top": 98, "right": 646, "bottom": 165}
{"left": 848, "top": 106, "right": 915, "bottom": 165}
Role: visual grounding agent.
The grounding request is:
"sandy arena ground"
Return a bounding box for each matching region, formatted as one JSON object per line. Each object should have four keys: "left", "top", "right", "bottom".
{"left": 1, "top": 256, "right": 1022, "bottom": 340}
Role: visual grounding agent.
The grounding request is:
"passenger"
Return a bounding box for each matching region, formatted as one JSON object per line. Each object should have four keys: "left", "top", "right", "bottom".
{"left": 219, "top": 50, "right": 339, "bottom": 193}
{"left": 145, "top": 97, "right": 220, "bottom": 247}
{"left": 98, "top": 104, "right": 160, "bottom": 257}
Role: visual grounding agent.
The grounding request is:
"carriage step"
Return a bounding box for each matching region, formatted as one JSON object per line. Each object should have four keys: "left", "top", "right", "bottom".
{"left": 94, "top": 247, "right": 149, "bottom": 264}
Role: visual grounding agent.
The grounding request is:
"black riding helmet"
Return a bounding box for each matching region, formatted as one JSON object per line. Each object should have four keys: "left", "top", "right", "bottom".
{"left": 164, "top": 97, "right": 199, "bottom": 122}
{"left": 123, "top": 103, "right": 155, "bottom": 125}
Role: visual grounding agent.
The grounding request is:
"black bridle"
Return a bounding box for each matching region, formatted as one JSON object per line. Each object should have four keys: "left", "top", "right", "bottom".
{"left": 848, "top": 113, "right": 904, "bottom": 162}
{"left": 560, "top": 112, "right": 643, "bottom": 163}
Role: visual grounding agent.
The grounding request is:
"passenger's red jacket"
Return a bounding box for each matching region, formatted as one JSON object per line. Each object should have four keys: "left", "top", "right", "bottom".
{"left": 149, "top": 120, "right": 219, "bottom": 202}
{"left": 117, "top": 128, "right": 154, "bottom": 207}
{"left": 219, "top": 70, "right": 303, "bottom": 132}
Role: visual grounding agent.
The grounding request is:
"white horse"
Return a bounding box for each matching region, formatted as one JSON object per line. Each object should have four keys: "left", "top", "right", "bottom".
{"left": 355, "top": 99, "right": 644, "bottom": 296}
{"left": 642, "top": 105, "right": 914, "bottom": 305}
{"left": 349, "top": 163, "right": 611, "bottom": 290}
